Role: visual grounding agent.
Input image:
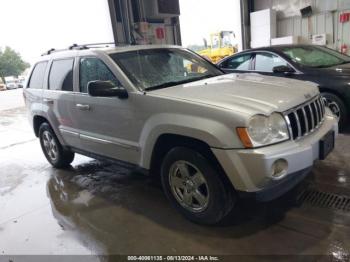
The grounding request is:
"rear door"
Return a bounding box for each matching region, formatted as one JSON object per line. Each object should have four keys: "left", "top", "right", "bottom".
{"left": 42, "top": 58, "right": 80, "bottom": 148}
{"left": 218, "top": 53, "right": 253, "bottom": 74}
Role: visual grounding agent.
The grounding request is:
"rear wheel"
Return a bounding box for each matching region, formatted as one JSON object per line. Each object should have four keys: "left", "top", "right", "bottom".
{"left": 321, "top": 92, "right": 348, "bottom": 131}
{"left": 161, "top": 147, "right": 236, "bottom": 225}
{"left": 39, "top": 123, "right": 74, "bottom": 168}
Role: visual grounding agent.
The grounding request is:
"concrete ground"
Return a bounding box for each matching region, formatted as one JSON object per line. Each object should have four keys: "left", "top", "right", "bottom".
{"left": 1, "top": 89, "right": 350, "bottom": 260}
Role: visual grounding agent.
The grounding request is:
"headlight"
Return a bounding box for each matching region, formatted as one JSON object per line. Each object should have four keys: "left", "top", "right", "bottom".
{"left": 237, "top": 113, "right": 289, "bottom": 148}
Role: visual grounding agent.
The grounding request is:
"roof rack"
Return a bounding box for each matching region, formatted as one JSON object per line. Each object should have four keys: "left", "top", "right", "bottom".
{"left": 41, "top": 42, "right": 116, "bottom": 56}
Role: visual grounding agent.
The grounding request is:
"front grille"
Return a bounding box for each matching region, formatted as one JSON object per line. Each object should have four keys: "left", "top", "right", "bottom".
{"left": 285, "top": 96, "right": 326, "bottom": 140}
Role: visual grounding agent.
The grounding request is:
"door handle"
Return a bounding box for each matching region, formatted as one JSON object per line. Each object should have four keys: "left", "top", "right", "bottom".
{"left": 76, "top": 104, "right": 90, "bottom": 111}
{"left": 43, "top": 98, "right": 54, "bottom": 104}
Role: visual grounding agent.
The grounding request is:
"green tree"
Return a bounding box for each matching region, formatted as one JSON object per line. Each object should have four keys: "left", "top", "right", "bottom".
{"left": 0, "top": 46, "right": 30, "bottom": 82}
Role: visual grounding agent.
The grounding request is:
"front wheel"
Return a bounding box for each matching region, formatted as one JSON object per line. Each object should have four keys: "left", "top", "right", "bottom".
{"left": 160, "top": 147, "right": 236, "bottom": 225}
{"left": 321, "top": 92, "right": 348, "bottom": 131}
{"left": 39, "top": 123, "right": 75, "bottom": 168}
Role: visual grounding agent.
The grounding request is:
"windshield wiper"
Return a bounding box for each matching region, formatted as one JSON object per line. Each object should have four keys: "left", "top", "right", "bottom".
{"left": 144, "top": 74, "right": 216, "bottom": 91}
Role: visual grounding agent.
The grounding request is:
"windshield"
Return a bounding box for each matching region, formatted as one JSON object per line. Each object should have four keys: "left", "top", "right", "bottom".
{"left": 110, "top": 48, "right": 223, "bottom": 91}
{"left": 281, "top": 46, "right": 350, "bottom": 68}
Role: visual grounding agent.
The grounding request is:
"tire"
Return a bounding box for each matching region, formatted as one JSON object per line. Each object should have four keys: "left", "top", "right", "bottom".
{"left": 321, "top": 92, "right": 348, "bottom": 131}
{"left": 39, "top": 123, "right": 75, "bottom": 168}
{"left": 160, "top": 147, "right": 236, "bottom": 225}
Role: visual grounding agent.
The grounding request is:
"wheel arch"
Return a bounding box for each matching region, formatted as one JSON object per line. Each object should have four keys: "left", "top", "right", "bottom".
{"left": 319, "top": 87, "right": 350, "bottom": 111}
{"left": 33, "top": 115, "right": 49, "bottom": 137}
{"left": 148, "top": 133, "right": 234, "bottom": 190}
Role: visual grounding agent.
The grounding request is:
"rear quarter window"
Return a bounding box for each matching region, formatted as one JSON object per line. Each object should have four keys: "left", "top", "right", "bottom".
{"left": 49, "top": 59, "right": 74, "bottom": 91}
{"left": 28, "top": 62, "right": 48, "bottom": 89}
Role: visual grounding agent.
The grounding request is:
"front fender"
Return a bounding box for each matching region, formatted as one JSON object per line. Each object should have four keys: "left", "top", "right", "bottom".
{"left": 138, "top": 113, "right": 243, "bottom": 169}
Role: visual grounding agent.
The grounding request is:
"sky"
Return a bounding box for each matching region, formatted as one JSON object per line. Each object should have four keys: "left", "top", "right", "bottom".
{"left": 0, "top": 0, "right": 242, "bottom": 65}
{"left": 0, "top": 0, "right": 114, "bottom": 65}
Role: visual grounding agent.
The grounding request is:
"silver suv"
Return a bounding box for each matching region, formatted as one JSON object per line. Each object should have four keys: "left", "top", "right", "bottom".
{"left": 24, "top": 45, "right": 338, "bottom": 225}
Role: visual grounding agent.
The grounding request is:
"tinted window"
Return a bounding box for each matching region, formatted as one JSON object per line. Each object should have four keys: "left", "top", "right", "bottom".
{"left": 281, "top": 46, "right": 350, "bottom": 68}
{"left": 221, "top": 54, "right": 251, "bottom": 70}
{"left": 255, "top": 53, "right": 288, "bottom": 72}
{"left": 28, "top": 62, "right": 48, "bottom": 89}
{"left": 49, "top": 59, "right": 74, "bottom": 91}
{"left": 79, "top": 57, "right": 121, "bottom": 93}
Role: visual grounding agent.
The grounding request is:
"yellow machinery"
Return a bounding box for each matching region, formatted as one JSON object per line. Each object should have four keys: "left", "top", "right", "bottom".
{"left": 198, "top": 31, "right": 238, "bottom": 63}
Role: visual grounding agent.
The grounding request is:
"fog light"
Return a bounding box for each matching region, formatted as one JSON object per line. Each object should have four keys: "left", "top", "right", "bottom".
{"left": 271, "top": 159, "right": 288, "bottom": 179}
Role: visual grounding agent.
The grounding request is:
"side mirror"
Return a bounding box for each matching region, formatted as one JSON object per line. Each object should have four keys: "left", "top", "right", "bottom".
{"left": 273, "top": 65, "right": 295, "bottom": 75}
{"left": 87, "top": 81, "right": 128, "bottom": 99}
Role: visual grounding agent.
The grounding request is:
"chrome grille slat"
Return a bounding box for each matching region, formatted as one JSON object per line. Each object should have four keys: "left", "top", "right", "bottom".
{"left": 315, "top": 100, "right": 322, "bottom": 124}
{"left": 317, "top": 99, "right": 323, "bottom": 118}
{"left": 318, "top": 99, "right": 324, "bottom": 120}
{"left": 311, "top": 102, "right": 319, "bottom": 127}
{"left": 308, "top": 104, "right": 315, "bottom": 130}
{"left": 293, "top": 112, "right": 302, "bottom": 137}
{"left": 301, "top": 108, "right": 309, "bottom": 133}
{"left": 321, "top": 97, "right": 326, "bottom": 116}
{"left": 284, "top": 96, "right": 325, "bottom": 140}
{"left": 285, "top": 115, "right": 293, "bottom": 139}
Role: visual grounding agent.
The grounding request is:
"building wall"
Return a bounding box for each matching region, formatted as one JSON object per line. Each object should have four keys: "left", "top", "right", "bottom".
{"left": 108, "top": 0, "right": 181, "bottom": 46}
{"left": 254, "top": 0, "right": 350, "bottom": 52}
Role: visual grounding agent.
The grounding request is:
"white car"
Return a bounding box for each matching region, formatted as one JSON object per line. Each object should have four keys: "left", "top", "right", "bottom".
{"left": 6, "top": 80, "right": 19, "bottom": 90}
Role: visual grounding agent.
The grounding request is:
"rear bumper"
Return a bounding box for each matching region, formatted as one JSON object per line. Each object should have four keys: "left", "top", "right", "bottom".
{"left": 212, "top": 109, "right": 338, "bottom": 199}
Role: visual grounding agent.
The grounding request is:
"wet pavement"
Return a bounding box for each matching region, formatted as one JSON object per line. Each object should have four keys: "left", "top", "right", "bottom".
{"left": 0, "top": 104, "right": 350, "bottom": 260}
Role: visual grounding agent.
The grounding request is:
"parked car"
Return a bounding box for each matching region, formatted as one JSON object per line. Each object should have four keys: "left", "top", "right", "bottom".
{"left": 24, "top": 45, "right": 338, "bottom": 225}
{"left": 5, "top": 77, "right": 19, "bottom": 90}
{"left": 0, "top": 78, "right": 6, "bottom": 91}
{"left": 217, "top": 45, "right": 350, "bottom": 130}
{"left": 17, "top": 77, "right": 26, "bottom": 88}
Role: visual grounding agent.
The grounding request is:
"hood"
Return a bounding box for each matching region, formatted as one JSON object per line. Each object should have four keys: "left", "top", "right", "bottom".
{"left": 150, "top": 73, "right": 319, "bottom": 116}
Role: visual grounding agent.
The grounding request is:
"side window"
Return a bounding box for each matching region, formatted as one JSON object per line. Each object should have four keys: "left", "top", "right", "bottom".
{"left": 49, "top": 59, "right": 74, "bottom": 91}
{"left": 28, "top": 62, "right": 48, "bottom": 89}
{"left": 79, "top": 57, "right": 121, "bottom": 93}
{"left": 222, "top": 54, "right": 251, "bottom": 70}
{"left": 255, "top": 53, "right": 288, "bottom": 72}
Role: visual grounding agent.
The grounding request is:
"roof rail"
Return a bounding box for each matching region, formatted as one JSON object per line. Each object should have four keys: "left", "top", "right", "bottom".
{"left": 81, "top": 42, "right": 116, "bottom": 48}
{"left": 41, "top": 42, "right": 116, "bottom": 56}
{"left": 41, "top": 48, "right": 56, "bottom": 56}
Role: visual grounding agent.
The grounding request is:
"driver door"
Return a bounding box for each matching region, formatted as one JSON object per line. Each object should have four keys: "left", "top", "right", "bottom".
{"left": 73, "top": 57, "right": 139, "bottom": 164}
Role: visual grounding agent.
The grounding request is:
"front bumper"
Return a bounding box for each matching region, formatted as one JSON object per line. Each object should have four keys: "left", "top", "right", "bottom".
{"left": 212, "top": 110, "right": 338, "bottom": 200}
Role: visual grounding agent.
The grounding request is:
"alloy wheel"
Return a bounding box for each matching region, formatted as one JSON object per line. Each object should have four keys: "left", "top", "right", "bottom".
{"left": 42, "top": 131, "right": 58, "bottom": 161}
{"left": 324, "top": 98, "right": 341, "bottom": 119}
{"left": 169, "top": 160, "right": 209, "bottom": 213}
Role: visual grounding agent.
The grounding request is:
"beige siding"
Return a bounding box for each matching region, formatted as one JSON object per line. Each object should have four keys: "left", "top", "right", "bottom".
{"left": 254, "top": 0, "right": 350, "bottom": 53}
